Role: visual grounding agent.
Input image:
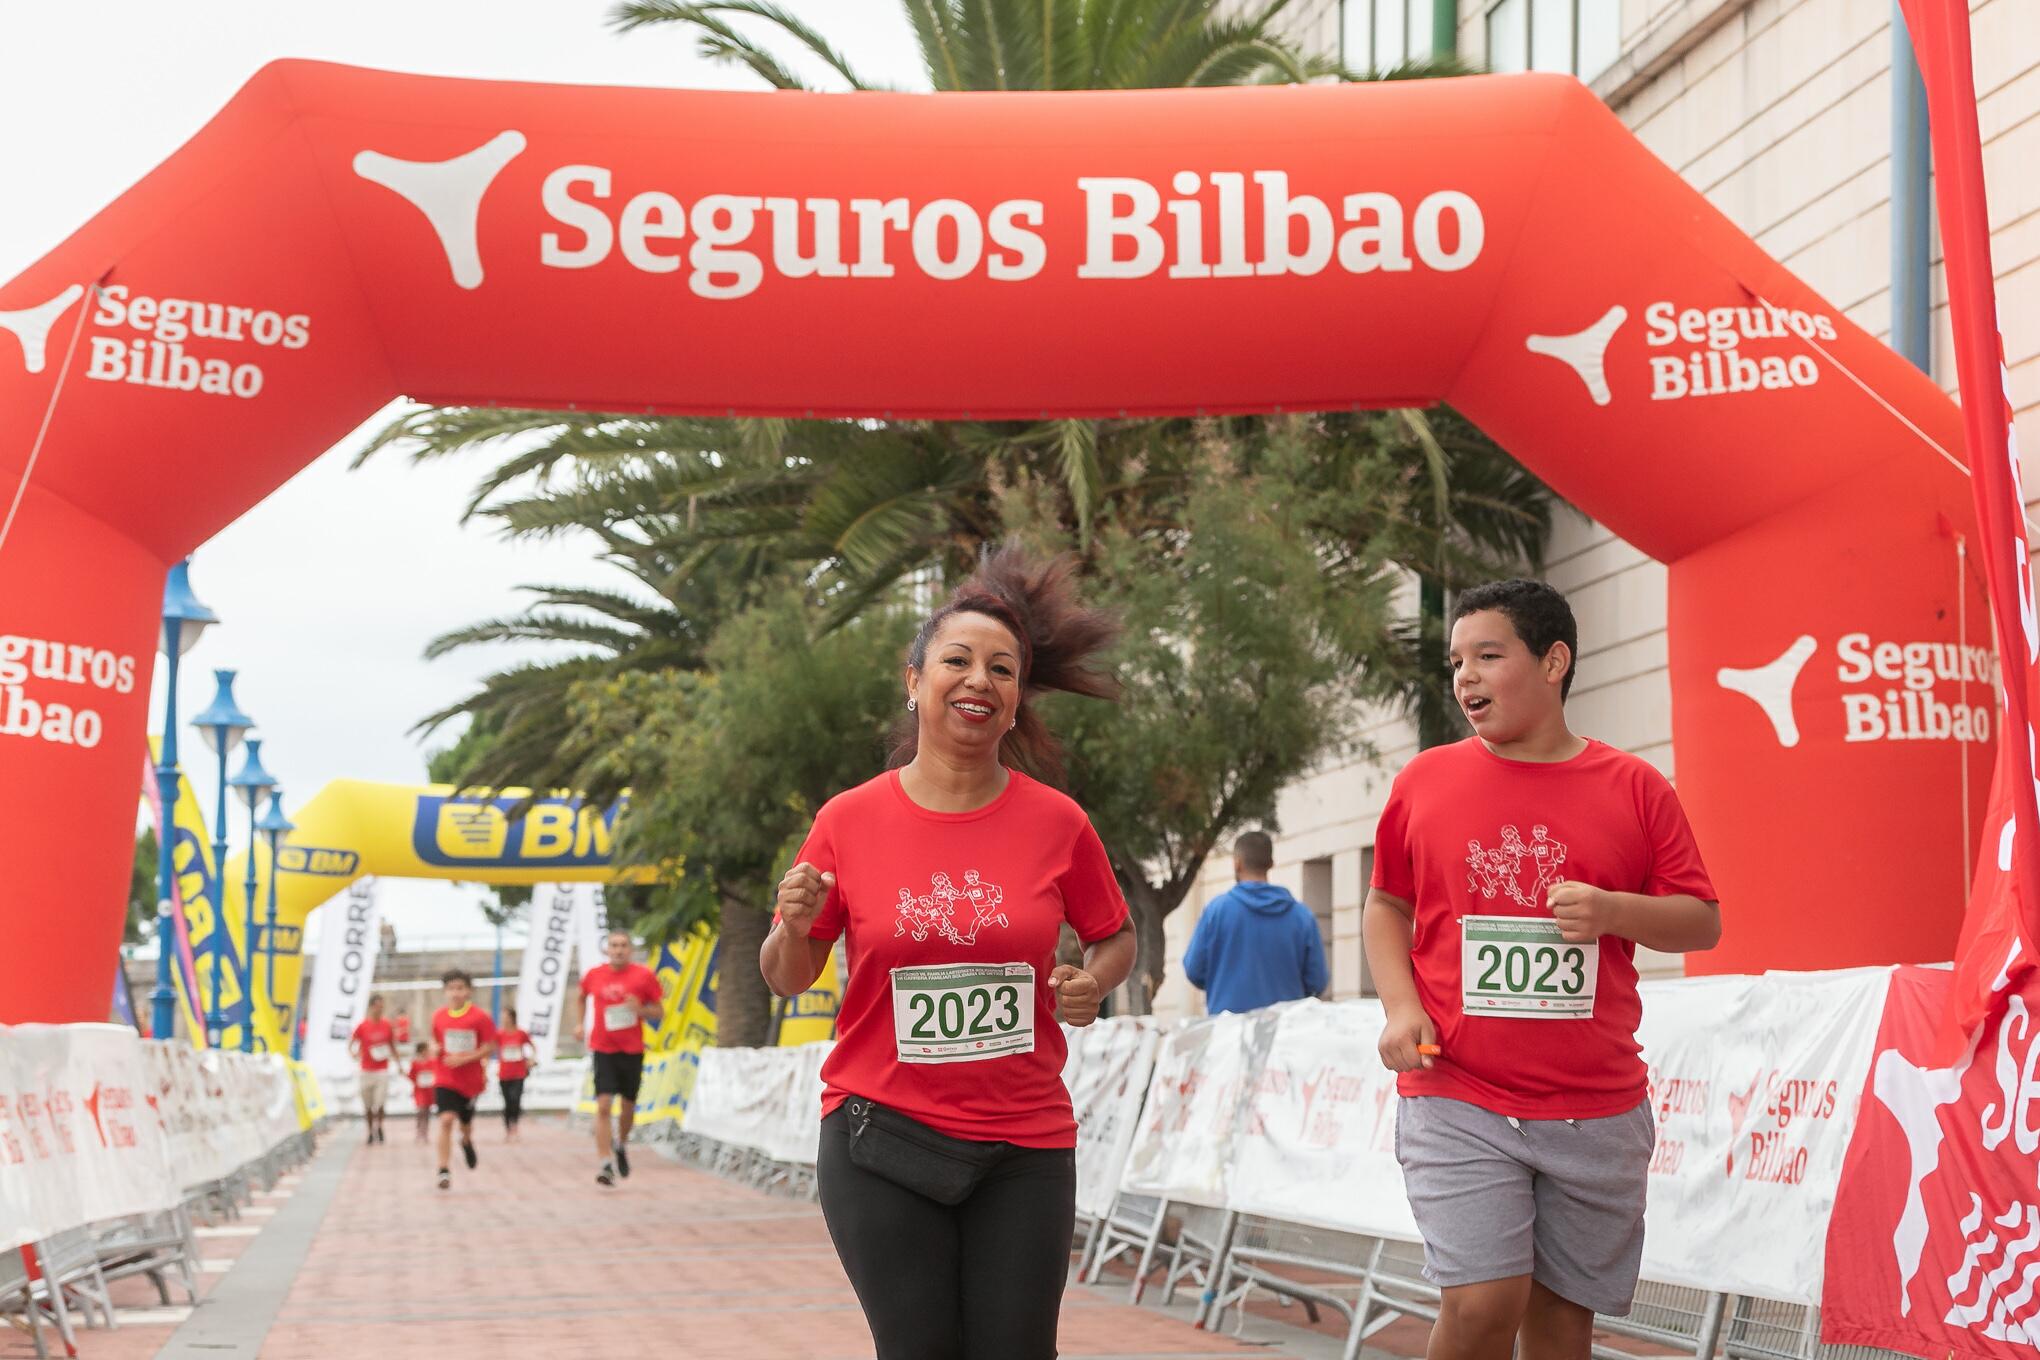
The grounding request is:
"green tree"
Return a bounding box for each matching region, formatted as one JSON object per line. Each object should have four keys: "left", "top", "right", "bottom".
{"left": 550, "top": 589, "right": 918, "bottom": 1044}
{"left": 127, "top": 826, "right": 159, "bottom": 945}
{"left": 1006, "top": 416, "right": 1483, "bottom": 1004}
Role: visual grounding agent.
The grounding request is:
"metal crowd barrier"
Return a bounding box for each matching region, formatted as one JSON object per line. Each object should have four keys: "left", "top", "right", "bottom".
{"left": 1, "top": 1125, "right": 319, "bottom": 1360}
{"left": 1076, "top": 1194, "right": 1918, "bottom": 1360}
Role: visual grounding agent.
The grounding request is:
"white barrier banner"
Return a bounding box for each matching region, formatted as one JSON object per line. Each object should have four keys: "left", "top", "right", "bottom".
{"left": 1226, "top": 1000, "right": 1417, "bottom": 1240}
{"left": 768, "top": 1043, "right": 833, "bottom": 1166}
{"left": 1638, "top": 968, "right": 1891, "bottom": 1304}
{"left": 302, "top": 877, "right": 382, "bottom": 1097}
{"left": 1119, "top": 1009, "right": 1272, "bottom": 1208}
{"left": 0, "top": 1026, "right": 189, "bottom": 1250}
{"left": 1068, "top": 1017, "right": 1160, "bottom": 1218}
{"left": 517, "top": 884, "right": 581, "bottom": 1066}
{"left": 689, "top": 1046, "right": 800, "bottom": 1156}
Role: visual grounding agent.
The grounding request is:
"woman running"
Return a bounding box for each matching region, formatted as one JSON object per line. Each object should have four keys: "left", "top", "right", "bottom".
{"left": 761, "top": 547, "right": 1137, "bottom": 1360}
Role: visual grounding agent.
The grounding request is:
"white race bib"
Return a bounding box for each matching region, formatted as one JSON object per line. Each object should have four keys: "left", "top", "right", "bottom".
{"left": 1460, "top": 916, "right": 1597, "bottom": 1019}
{"left": 443, "top": 1028, "right": 478, "bottom": 1054}
{"left": 418, "top": 1071, "right": 436, "bottom": 1087}
{"left": 368, "top": 1044, "right": 391, "bottom": 1063}
{"left": 891, "top": 962, "right": 1035, "bottom": 1064}
{"left": 603, "top": 1002, "right": 638, "bottom": 1031}
{"left": 500, "top": 1044, "right": 524, "bottom": 1063}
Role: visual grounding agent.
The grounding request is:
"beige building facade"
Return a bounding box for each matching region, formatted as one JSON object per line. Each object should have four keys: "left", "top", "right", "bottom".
{"left": 1159, "top": 0, "right": 2040, "bottom": 1019}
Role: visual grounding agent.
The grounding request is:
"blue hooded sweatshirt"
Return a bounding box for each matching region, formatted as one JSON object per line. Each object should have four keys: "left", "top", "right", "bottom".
{"left": 1181, "top": 880, "right": 1329, "bottom": 1015}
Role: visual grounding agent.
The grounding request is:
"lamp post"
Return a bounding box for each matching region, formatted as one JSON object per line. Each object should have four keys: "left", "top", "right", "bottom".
{"left": 228, "top": 739, "right": 277, "bottom": 1053}
{"left": 191, "top": 671, "right": 251, "bottom": 1048}
{"left": 152, "top": 562, "right": 217, "bottom": 1043}
{"left": 257, "top": 790, "right": 295, "bottom": 1048}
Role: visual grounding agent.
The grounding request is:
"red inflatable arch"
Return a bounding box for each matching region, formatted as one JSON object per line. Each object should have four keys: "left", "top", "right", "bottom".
{"left": 0, "top": 61, "right": 1989, "bottom": 1022}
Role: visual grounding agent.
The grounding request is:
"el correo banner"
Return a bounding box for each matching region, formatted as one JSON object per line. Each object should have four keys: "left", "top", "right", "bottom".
{"left": 516, "top": 883, "right": 580, "bottom": 1066}
{"left": 302, "top": 877, "right": 381, "bottom": 1097}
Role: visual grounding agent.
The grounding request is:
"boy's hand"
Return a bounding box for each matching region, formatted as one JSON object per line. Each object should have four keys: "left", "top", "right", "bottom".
{"left": 1379, "top": 1003, "right": 1437, "bottom": 1072}
{"left": 1547, "top": 882, "right": 1620, "bottom": 942}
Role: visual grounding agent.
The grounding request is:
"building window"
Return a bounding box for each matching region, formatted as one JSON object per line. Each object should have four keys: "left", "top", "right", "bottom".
{"left": 1484, "top": 0, "right": 1620, "bottom": 80}
{"left": 1342, "top": 0, "right": 1436, "bottom": 74}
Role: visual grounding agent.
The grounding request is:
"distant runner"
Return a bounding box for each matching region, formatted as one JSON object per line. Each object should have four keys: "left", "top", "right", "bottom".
{"left": 497, "top": 1006, "right": 532, "bottom": 1141}
{"left": 428, "top": 969, "right": 498, "bottom": 1191}
{"left": 577, "top": 931, "right": 661, "bottom": 1186}
{"left": 347, "top": 993, "right": 396, "bottom": 1146}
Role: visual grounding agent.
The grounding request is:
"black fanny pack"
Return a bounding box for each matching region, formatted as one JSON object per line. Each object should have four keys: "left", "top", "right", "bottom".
{"left": 842, "top": 1096, "right": 1004, "bottom": 1205}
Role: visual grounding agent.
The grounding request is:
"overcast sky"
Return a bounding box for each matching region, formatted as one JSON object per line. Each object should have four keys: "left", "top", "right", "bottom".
{"left": 0, "top": 1, "right": 925, "bottom": 949}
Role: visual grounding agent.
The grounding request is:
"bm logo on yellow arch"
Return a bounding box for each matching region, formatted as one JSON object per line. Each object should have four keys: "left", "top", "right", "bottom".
{"left": 410, "top": 794, "right": 621, "bottom": 868}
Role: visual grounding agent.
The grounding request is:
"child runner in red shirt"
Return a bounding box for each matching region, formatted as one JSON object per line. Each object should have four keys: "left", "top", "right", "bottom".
{"left": 578, "top": 933, "right": 662, "bottom": 1185}
{"left": 496, "top": 1006, "right": 532, "bottom": 1141}
{"left": 1366, "top": 579, "right": 1721, "bottom": 1360}
{"left": 347, "top": 993, "right": 396, "bottom": 1147}
{"left": 428, "top": 969, "right": 497, "bottom": 1190}
{"left": 761, "top": 549, "right": 1136, "bottom": 1360}
{"left": 407, "top": 1043, "right": 434, "bottom": 1143}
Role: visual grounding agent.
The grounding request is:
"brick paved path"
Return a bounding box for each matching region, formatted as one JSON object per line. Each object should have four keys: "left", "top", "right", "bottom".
{"left": 6, "top": 1118, "right": 1306, "bottom": 1359}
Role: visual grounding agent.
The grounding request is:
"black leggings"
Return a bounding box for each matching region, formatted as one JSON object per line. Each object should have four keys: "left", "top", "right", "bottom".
{"left": 501, "top": 1078, "right": 526, "bottom": 1128}
{"left": 817, "top": 1104, "right": 1075, "bottom": 1360}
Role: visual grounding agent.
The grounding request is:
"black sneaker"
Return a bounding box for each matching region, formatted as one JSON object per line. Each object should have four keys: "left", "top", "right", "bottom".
{"left": 615, "top": 1144, "right": 630, "bottom": 1179}
{"left": 436, "top": 1169, "right": 451, "bottom": 1191}
{"left": 461, "top": 1141, "right": 477, "bottom": 1170}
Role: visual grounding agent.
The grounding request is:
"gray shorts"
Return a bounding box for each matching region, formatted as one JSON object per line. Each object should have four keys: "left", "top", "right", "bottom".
{"left": 1395, "top": 1095, "right": 1654, "bottom": 1316}
{"left": 358, "top": 1069, "right": 390, "bottom": 1112}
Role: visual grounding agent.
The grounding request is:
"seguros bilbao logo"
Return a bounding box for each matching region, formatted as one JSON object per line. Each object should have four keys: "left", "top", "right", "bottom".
{"left": 410, "top": 793, "right": 621, "bottom": 868}
{"left": 1716, "top": 632, "right": 1994, "bottom": 749}
{"left": 1526, "top": 300, "right": 1834, "bottom": 407}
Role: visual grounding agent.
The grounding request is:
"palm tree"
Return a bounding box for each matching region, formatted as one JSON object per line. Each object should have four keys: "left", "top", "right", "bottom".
{"left": 609, "top": 0, "right": 1444, "bottom": 91}
{"left": 365, "top": 0, "right": 1535, "bottom": 1033}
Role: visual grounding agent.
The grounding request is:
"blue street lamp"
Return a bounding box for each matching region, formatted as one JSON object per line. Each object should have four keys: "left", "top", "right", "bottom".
{"left": 257, "top": 790, "right": 295, "bottom": 1048}
{"left": 228, "top": 738, "right": 277, "bottom": 1053}
{"left": 152, "top": 562, "right": 217, "bottom": 1043}
{"left": 192, "top": 671, "right": 251, "bottom": 1048}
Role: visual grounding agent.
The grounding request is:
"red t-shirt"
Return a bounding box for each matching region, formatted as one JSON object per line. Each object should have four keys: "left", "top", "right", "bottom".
{"left": 430, "top": 1006, "right": 498, "bottom": 1099}
{"left": 793, "top": 770, "right": 1129, "bottom": 1148}
{"left": 1371, "top": 737, "right": 1716, "bottom": 1119}
{"left": 581, "top": 963, "right": 661, "bottom": 1055}
{"left": 408, "top": 1059, "right": 436, "bottom": 1108}
{"left": 351, "top": 1018, "right": 396, "bottom": 1072}
{"left": 393, "top": 1014, "right": 412, "bottom": 1044}
{"left": 496, "top": 1028, "right": 532, "bottom": 1081}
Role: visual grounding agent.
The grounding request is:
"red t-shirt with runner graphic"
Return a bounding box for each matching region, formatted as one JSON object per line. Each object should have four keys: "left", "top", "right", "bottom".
{"left": 1370, "top": 737, "right": 1715, "bottom": 1120}
{"left": 351, "top": 1018, "right": 395, "bottom": 1071}
{"left": 581, "top": 963, "right": 661, "bottom": 1055}
{"left": 496, "top": 1027, "right": 532, "bottom": 1081}
{"left": 430, "top": 1005, "right": 498, "bottom": 1099}
{"left": 792, "top": 769, "right": 1129, "bottom": 1148}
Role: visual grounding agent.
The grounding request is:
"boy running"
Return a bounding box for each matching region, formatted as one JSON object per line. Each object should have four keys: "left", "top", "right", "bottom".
{"left": 428, "top": 969, "right": 498, "bottom": 1190}
{"left": 347, "top": 994, "right": 396, "bottom": 1146}
{"left": 576, "top": 930, "right": 662, "bottom": 1186}
{"left": 1365, "top": 580, "right": 1721, "bottom": 1360}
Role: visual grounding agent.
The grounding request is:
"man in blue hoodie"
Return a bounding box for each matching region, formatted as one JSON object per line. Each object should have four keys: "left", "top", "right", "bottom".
{"left": 1182, "top": 831, "right": 1330, "bottom": 1014}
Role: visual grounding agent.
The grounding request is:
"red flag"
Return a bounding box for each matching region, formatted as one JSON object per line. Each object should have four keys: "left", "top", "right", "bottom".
{"left": 1896, "top": 0, "right": 2040, "bottom": 1060}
